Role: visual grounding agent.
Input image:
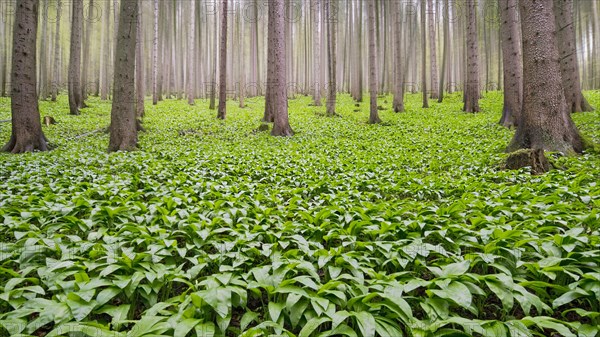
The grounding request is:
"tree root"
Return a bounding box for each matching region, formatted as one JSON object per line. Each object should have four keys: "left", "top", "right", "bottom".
{"left": 503, "top": 148, "right": 551, "bottom": 175}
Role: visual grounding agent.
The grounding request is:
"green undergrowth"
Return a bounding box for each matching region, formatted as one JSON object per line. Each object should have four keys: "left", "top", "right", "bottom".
{"left": 0, "top": 91, "right": 599, "bottom": 337}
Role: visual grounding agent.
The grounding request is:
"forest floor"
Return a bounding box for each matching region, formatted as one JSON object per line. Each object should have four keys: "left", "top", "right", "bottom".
{"left": 0, "top": 92, "right": 599, "bottom": 336}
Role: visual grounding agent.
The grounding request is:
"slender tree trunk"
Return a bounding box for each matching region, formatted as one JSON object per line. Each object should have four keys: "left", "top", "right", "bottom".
{"left": 100, "top": 0, "right": 110, "bottom": 100}
{"left": 51, "top": 0, "right": 62, "bottom": 101}
{"left": 325, "top": 0, "right": 337, "bottom": 116}
{"left": 136, "top": 1, "right": 145, "bottom": 118}
{"left": 427, "top": 0, "right": 439, "bottom": 99}
{"left": 421, "top": 0, "right": 429, "bottom": 108}
{"left": 269, "top": 0, "right": 294, "bottom": 136}
{"left": 367, "top": 0, "right": 381, "bottom": 124}
{"left": 312, "top": 0, "right": 322, "bottom": 106}
{"left": 392, "top": 0, "right": 404, "bottom": 112}
{"left": 553, "top": 0, "right": 593, "bottom": 112}
{"left": 109, "top": 0, "right": 139, "bottom": 152}
{"left": 2, "top": 0, "right": 49, "bottom": 153}
{"left": 152, "top": 0, "right": 159, "bottom": 105}
{"left": 238, "top": 7, "right": 245, "bottom": 108}
{"left": 68, "top": 0, "right": 84, "bottom": 115}
{"left": 217, "top": 0, "right": 228, "bottom": 119}
{"left": 0, "top": 1, "right": 5, "bottom": 97}
{"left": 80, "top": 0, "right": 93, "bottom": 103}
{"left": 38, "top": 0, "right": 49, "bottom": 99}
{"left": 187, "top": 0, "right": 195, "bottom": 105}
{"left": 498, "top": 0, "right": 523, "bottom": 128}
{"left": 463, "top": 0, "right": 480, "bottom": 113}
{"left": 209, "top": 3, "right": 218, "bottom": 110}
{"left": 507, "top": 0, "right": 583, "bottom": 154}
{"left": 263, "top": 0, "right": 275, "bottom": 123}
{"left": 438, "top": 0, "right": 450, "bottom": 103}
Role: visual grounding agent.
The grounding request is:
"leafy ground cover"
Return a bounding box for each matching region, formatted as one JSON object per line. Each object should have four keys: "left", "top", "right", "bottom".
{"left": 0, "top": 92, "right": 599, "bottom": 337}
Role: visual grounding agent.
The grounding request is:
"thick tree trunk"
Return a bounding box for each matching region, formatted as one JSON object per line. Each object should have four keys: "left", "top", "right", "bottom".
{"left": 109, "top": 0, "right": 139, "bottom": 152}
{"left": 2, "top": 0, "right": 49, "bottom": 153}
{"left": 187, "top": 0, "right": 195, "bottom": 105}
{"left": 68, "top": 0, "right": 84, "bottom": 115}
{"left": 421, "top": 0, "right": 428, "bottom": 108}
{"left": 217, "top": 0, "right": 228, "bottom": 119}
{"left": 312, "top": 0, "right": 322, "bottom": 106}
{"left": 498, "top": 0, "right": 523, "bottom": 128}
{"left": 152, "top": 0, "right": 159, "bottom": 105}
{"left": 427, "top": 0, "right": 439, "bottom": 99}
{"left": 367, "top": 0, "right": 381, "bottom": 124}
{"left": 325, "top": 0, "right": 337, "bottom": 116}
{"left": 463, "top": 0, "right": 480, "bottom": 113}
{"left": 269, "top": 0, "right": 294, "bottom": 136}
{"left": 553, "top": 0, "right": 593, "bottom": 113}
{"left": 263, "top": 0, "right": 275, "bottom": 123}
{"left": 392, "top": 0, "right": 404, "bottom": 112}
{"left": 51, "top": 0, "right": 62, "bottom": 101}
{"left": 136, "top": 1, "right": 145, "bottom": 118}
{"left": 507, "top": 0, "right": 583, "bottom": 154}
{"left": 0, "top": 0, "right": 6, "bottom": 97}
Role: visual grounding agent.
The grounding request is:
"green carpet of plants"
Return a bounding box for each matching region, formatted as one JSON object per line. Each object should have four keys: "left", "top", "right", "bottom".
{"left": 1, "top": 92, "right": 599, "bottom": 337}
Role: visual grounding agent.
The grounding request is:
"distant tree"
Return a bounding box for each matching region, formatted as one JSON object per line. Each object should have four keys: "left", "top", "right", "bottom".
{"left": 136, "top": 1, "right": 145, "bottom": 118}
{"left": 38, "top": 0, "right": 49, "bottom": 99}
{"left": 312, "top": 0, "right": 322, "bottom": 106}
{"left": 421, "top": 0, "right": 428, "bottom": 108}
{"left": 2, "top": 0, "right": 49, "bottom": 153}
{"left": 507, "top": 0, "right": 583, "bottom": 153}
{"left": 367, "top": 0, "right": 381, "bottom": 124}
{"left": 498, "top": 0, "right": 523, "bottom": 128}
{"left": 438, "top": 0, "right": 450, "bottom": 103}
{"left": 68, "top": 0, "right": 84, "bottom": 115}
{"left": 553, "top": 0, "right": 594, "bottom": 112}
{"left": 153, "top": 0, "right": 159, "bottom": 105}
{"left": 392, "top": 0, "right": 404, "bottom": 112}
{"left": 325, "top": 0, "right": 337, "bottom": 116}
{"left": 109, "top": 0, "right": 139, "bottom": 152}
{"left": 427, "top": 0, "right": 439, "bottom": 99}
{"left": 100, "top": 0, "right": 110, "bottom": 100}
{"left": 51, "top": 0, "right": 62, "bottom": 101}
{"left": 187, "top": 0, "right": 195, "bottom": 106}
{"left": 81, "top": 0, "right": 94, "bottom": 103}
{"left": 268, "top": 0, "right": 294, "bottom": 136}
{"left": 217, "top": 0, "right": 228, "bottom": 119}
{"left": 463, "top": 0, "right": 480, "bottom": 113}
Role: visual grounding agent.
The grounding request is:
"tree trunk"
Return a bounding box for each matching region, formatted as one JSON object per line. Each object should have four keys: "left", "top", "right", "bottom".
{"left": 438, "top": 0, "right": 450, "bottom": 103}
{"left": 209, "top": 3, "right": 218, "bottom": 110}
{"left": 109, "top": 0, "right": 139, "bottom": 152}
{"left": 553, "top": 0, "right": 593, "bottom": 112}
{"left": 68, "top": 0, "right": 84, "bottom": 115}
{"left": 51, "top": 0, "right": 62, "bottom": 101}
{"left": 498, "top": 0, "right": 523, "bottom": 128}
{"left": 421, "top": 0, "right": 429, "bottom": 108}
{"left": 100, "top": 0, "right": 110, "bottom": 100}
{"left": 0, "top": 0, "right": 6, "bottom": 97}
{"left": 269, "top": 0, "right": 294, "bottom": 136}
{"left": 507, "top": 0, "right": 583, "bottom": 154}
{"left": 136, "top": 1, "right": 145, "bottom": 118}
{"left": 312, "top": 0, "right": 322, "bottom": 106}
{"left": 463, "top": 0, "right": 480, "bottom": 113}
{"left": 367, "top": 0, "right": 381, "bottom": 124}
{"left": 217, "top": 0, "right": 228, "bottom": 119}
{"left": 152, "top": 0, "right": 159, "bottom": 105}
{"left": 356, "top": 0, "right": 363, "bottom": 102}
{"left": 38, "top": 0, "right": 49, "bottom": 99}
{"left": 392, "top": 0, "right": 404, "bottom": 112}
{"left": 2, "top": 0, "right": 49, "bottom": 153}
{"left": 325, "top": 0, "right": 337, "bottom": 116}
{"left": 238, "top": 7, "right": 245, "bottom": 108}
{"left": 187, "top": 0, "right": 195, "bottom": 105}
{"left": 81, "top": 0, "right": 93, "bottom": 103}
{"left": 427, "top": 0, "right": 439, "bottom": 99}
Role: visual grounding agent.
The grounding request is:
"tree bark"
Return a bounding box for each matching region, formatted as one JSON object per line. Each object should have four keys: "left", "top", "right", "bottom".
{"left": 187, "top": 0, "right": 195, "bottom": 105}
{"left": 325, "top": 0, "right": 337, "bottom": 116}
{"left": 463, "top": 0, "right": 480, "bottom": 113}
{"left": 2, "top": 0, "right": 49, "bottom": 153}
{"left": 109, "top": 0, "right": 139, "bottom": 152}
{"left": 136, "top": 1, "right": 145, "bottom": 118}
{"left": 312, "top": 0, "right": 322, "bottom": 106}
{"left": 38, "top": 0, "right": 49, "bottom": 99}
{"left": 507, "top": 0, "right": 583, "bottom": 154}
{"left": 421, "top": 0, "right": 429, "bottom": 108}
{"left": 553, "top": 0, "right": 593, "bottom": 112}
{"left": 152, "top": 0, "right": 159, "bottom": 105}
{"left": 217, "top": 0, "right": 228, "bottom": 119}
{"left": 81, "top": 0, "right": 94, "bottom": 103}
{"left": 51, "top": 0, "right": 62, "bottom": 101}
{"left": 367, "top": 0, "right": 381, "bottom": 124}
{"left": 268, "top": 0, "right": 294, "bottom": 136}
{"left": 100, "top": 0, "right": 110, "bottom": 100}
{"left": 392, "top": 0, "right": 404, "bottom": 112}
{"left": 427, "top": 0, "right": 439, "bottom": 99}
{"left": 68, "top": 0, "right": 84, "bottom": 115}
{"left": 498, "top": 0, "right": 523, "bottom": 128}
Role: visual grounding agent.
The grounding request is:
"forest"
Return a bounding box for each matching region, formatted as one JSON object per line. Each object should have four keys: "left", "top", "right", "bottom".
{"left": 0, "top": 0, "right": 599, "bottom": 336}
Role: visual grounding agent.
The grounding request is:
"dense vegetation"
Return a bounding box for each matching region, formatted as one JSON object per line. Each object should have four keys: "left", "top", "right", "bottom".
{"left": 1, "top": 92, "right": 599, "bottom": 336}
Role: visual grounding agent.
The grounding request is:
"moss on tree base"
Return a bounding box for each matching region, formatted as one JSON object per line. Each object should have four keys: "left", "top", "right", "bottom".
{"left": 504, "top": 149, "right": 551, "bottom": 175}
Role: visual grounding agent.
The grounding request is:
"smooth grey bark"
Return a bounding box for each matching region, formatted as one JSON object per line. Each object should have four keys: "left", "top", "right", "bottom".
{"left": 507, "top": 0, "right": 583, "bottom": 154}
{"left": 268, "top": 0, "right": 294, "bottom": 136}
{"left": 80, "top": 0, "right": 93, "bottom": 103}
{"left": 463, "top": 0, "right": 480, "bottom": 113}
{"left": 312, "top": 0, "right": 322, "bottom": 106}
{"left": 2, "top": 0, "right": 49, "bottom": 153}
{"left": 438, "top": 0, "right": 450, "bottom": 103}
{"left": 38, "top": 0, "right": 49, "bottom": 99}
{"left": 325, "top": 0, "right": 337, "bottom": 116}
{"left": 187, "top": 0, "right": 195, "bottom": 105}
{"left": 427, "top": 0, "right": 439, "bottom": 99}
{"left": 392, "top": 0, "right": 404, "bottom": 112}
{"left": 217, "top": 0, "right": 228, "bottom": 119}
{"left": 68, "top": 0, "right": 84, "bottom": 115}
{"left": 152, "top": 0, "right": 159, "bottom": 105}
{"left": 421, "top": 0, "right": 428, "bottom": 108}
{"left": 51, "top": 0, "right": 62, "bottom": 101}
{"left": 367, "top": 0, "right": 381, "bottom": 124}
{"left": 136, "top": 1, "right": 145, "bottom": 118}
{"left": 100, "top": 0, "right": 110, "bottom": 100}
{"left": 498, "top": 0, "right": 523, "bottom": 128}
{"left": 109, "top": 0, "right": 139, "bottom": 152}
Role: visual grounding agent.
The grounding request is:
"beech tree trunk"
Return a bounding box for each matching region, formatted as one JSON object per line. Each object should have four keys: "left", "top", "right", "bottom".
{"left": 392, "top": 0, "right": 404, "bottom": 112}
{"left": 463, "top": 0, "right": 480, "bottom": 113}
{"left": 421, "top": 0, "right": 428, "bottom": 108}
{"left": 438, "top": 0, "right": 450, "bottom": 103}
{"left": 312, "top": 0, "right": 322, "bottom": 106}
{"left": 100, "top": 0, "right": 110, "bottom": 100}
{"left": 109, "top": 0, "right": 139, "bottom": 152}
{"left": 2, "top": 0, "right": 49, "bottom": 153}
{"left": 498, "top": 0, "right": 523, "bottom": 128}
{"left": 51, "top": 0, "right": 62, "bottom": 101}
{"left": 367, "top": 0, "right": 381, "bottom": 124}
{"left": 268, "top": 0, "right": 294, "bottom": 136}
{"left": 38, "top": 0, "right": 49, "bottom": 99}
{"left": 152, "top": 0, "right": 159, "bottom": 105}
{"left": 553, "top": 0, "right": 593, "bottom": 113}
{"left": 217, "top": 0, "right": 228, "bottom": 119}
{"left": 68, "top": 0, "right": 84, "bottom": 115}
{"left": 80, "top": 0, "right": 93, "bottom": 103}
{"left": 427, "top": 0, "right": 439, "bottom": 99}
{"left": 136, "top": 1, "right": 145, "bottom": 118}
{"left": 325, "top": 0, "right": 337, "bottom": 116}
{"left": 263, "top": 0, "right": 275, "bottom": 123}
{"left": 507, "top": 0, "right": 583, "bottom": 154}
{"left": 187, "top": 0, "right": 195, "bottom": 105}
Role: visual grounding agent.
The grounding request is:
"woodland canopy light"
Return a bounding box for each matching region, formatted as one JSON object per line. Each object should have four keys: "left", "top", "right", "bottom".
{"left": 0, "top": 0, "right": 599, "bottom": 336}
